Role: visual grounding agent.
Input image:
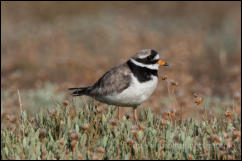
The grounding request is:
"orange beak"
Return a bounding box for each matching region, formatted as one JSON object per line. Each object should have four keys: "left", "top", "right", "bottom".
{"left": 157, "top": 60, "right": 169, "bottom": 66}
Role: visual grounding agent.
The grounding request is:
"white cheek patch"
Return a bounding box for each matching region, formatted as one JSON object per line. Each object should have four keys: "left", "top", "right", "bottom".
{"left": 130, "top": 58, "right": 159, "bottom": 70}
{"left": 154, "top": 54, "right": 160, "bottom": 60}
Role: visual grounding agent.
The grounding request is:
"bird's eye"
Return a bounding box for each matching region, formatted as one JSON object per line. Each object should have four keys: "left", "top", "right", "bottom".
{"left": 147, "top": 55, "right": 154, "bottom": 60}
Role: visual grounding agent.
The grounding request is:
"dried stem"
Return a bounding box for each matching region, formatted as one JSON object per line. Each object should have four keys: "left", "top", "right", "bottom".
{"left": 17, "top": 88, "right": 23, "bottom": 113}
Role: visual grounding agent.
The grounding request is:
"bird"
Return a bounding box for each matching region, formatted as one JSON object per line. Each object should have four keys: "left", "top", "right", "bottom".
{"left": 69, "top": 49, "right": 168, "bottom": 122}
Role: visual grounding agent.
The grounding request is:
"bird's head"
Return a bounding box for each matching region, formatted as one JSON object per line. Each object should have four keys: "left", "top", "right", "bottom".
{"left": 130, "top": 49, "right": 168, "bottom": 70}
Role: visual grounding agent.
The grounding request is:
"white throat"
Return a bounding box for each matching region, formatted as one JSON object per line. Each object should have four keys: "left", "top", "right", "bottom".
{"left": 130, "top": 58, "right": 159, "bottom": 70}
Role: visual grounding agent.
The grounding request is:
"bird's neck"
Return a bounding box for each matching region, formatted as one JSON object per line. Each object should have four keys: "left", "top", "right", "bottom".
{"left": 127, "top": 60, "right": 158, "bottom": 83}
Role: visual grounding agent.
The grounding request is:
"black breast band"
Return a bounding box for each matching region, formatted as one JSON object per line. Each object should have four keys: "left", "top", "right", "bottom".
{"left": 127, "top": 60, "right": 158, "bottom": 83}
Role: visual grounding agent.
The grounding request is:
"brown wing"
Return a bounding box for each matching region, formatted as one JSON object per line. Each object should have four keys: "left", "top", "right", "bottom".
{"left": 88, "top": 63, "right": 131, "bottom": 96}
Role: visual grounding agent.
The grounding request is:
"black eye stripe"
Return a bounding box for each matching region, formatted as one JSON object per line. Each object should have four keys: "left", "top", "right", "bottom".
{"left": 151, "top": 50, "right": 158, "bottom": 56}
{"left": 134, "top": 49, "right": 159, "bottom": 64}
{"left": 147, "top": 55, "right": 154, "bottom": 60}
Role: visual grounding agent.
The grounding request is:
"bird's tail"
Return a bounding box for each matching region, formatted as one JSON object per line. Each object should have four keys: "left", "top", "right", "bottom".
{"left": 68, "top": 87, "right": 91, "bottom": 96}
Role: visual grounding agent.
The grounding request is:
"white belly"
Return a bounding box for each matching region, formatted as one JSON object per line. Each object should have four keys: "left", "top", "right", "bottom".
{"left": 96, "top": 74, "right": 158, "bottom": 107}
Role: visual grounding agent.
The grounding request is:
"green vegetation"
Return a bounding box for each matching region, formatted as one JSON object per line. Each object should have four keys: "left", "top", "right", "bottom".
{"left": 1, "top": 91, "right": 241, "bottom": 160}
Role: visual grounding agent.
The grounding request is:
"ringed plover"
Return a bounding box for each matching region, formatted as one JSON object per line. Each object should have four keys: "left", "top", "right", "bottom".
{"left": 69, "top": 49, "right": 168, "bottom": 121}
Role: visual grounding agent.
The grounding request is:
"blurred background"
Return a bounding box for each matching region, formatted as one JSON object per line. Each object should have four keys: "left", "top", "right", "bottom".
{"left": 1, "top": 2, "right": 241, "bottom": 118}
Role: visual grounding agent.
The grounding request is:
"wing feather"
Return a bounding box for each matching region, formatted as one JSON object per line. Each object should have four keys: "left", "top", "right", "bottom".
{"left": 89, "top": 63, "right": 131, "bottom": 96}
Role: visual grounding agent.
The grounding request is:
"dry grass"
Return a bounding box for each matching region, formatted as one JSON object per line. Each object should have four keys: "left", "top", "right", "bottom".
{"left": 1, "top": 95, "right": 241, "bottom": 159}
